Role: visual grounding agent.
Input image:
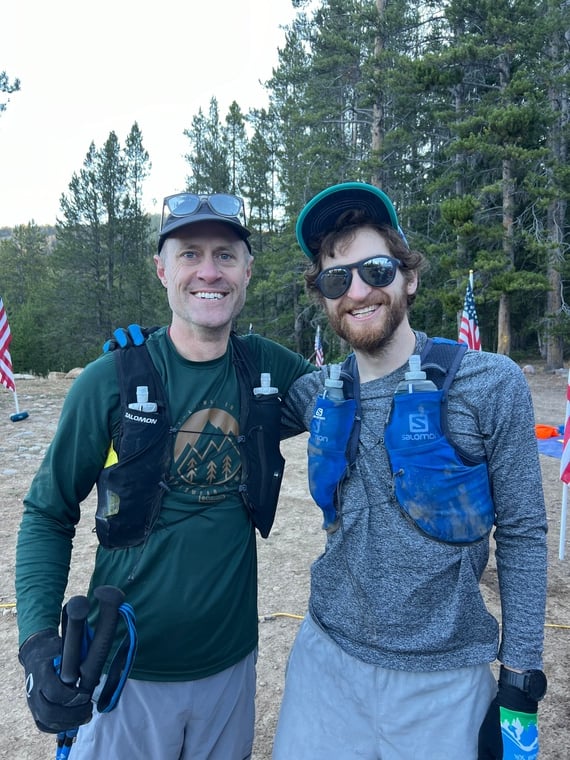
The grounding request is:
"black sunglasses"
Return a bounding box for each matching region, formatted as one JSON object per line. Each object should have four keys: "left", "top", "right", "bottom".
{"left": 315, "top": 255, "right": 404, "bottom": 299}
{"left": 161, "top": 193, "right": 246, "bottom": 231}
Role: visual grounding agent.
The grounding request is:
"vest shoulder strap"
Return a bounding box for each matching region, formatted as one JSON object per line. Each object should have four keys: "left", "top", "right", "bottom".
{"left": 419, "top": 338, "right": 467, "bottom": 395}
{"left": 230, "top": 332, "right": 258, "bottom": 415}
{"left": 113, "top": 342, "right": 168, "bottom": 413}
{"left": 112, "top": 333, "right": 258, "bottom": 416}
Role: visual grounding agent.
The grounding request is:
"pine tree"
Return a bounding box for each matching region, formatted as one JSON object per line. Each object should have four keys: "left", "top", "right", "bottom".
{"left": 0, "top": 224, "right": 54, "bottom": 374}
{"left": 224, "top": 101, "right": 248, "bottom": 196}
{"left": 52, "top": 127, "right": 159, "bottom": 366}
{"left": 184, "top": 98, "right": 231, "bottom": 192}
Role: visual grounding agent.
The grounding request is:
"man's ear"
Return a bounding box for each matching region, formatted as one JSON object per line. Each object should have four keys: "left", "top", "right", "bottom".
{"left": 406, "top": 269, "right": 419, "bottom": 296}
{"left": 154, "top": 254, "right": 167, "bottom": 287}
{"left": 245, "top": 262, "right": 253, "bottom": 287}
{"left": 244, "top": 249, "right": 253, "bottom": 287}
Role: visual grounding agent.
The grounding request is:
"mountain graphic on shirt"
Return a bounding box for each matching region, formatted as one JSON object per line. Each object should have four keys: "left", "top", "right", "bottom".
{"left": 174, "top": 408, "right": 240, "bottom": 489}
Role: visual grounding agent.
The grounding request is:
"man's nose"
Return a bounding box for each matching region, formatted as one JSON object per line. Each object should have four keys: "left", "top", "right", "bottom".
{"left": 196, "top": 255, "right": 221, "bottom": 279}
{"left": 345, "top": 269, "right": 371, "bottom": 299}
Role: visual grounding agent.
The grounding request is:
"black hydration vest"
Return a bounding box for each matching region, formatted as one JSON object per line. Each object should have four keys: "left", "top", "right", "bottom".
{"left": 95, "top": 334, "right": 284, "bottom": 549}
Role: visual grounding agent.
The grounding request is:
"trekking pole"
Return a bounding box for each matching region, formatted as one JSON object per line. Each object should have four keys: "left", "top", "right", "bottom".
{"left": 78, "top": 586, "right": 125, "bottom": 696}
{"left": 60, "top": 596, "right": 90, "bottom": 686}
{"left": 56, "top": 595, "right": 90, "bottom": 760}
{"left": 55, "top": 586, "right": 126, "bottom": 760}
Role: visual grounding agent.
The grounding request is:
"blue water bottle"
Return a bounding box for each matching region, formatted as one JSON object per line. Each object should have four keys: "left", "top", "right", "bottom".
{"left": 394, "top": 355, "right": 437, "bottom": 394}
{"left": 307, "top": 364, "right": 356, "bottom": 531}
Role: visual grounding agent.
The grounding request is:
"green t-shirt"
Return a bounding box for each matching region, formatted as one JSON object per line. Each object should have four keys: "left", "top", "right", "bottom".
{"left": 16, "top": 328, "right": 314, "bottom": 680}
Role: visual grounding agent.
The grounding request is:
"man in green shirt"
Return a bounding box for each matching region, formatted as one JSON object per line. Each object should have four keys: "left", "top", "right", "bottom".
{"left": 16, "top": 193, "right": 314, "bottom": 759}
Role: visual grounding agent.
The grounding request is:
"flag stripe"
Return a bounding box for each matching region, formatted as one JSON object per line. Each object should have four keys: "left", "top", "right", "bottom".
{"left": 314, "top": 326, "right": 324, "bottom": 368}
{"left": 458, "top": 281, "right": 481, "bottom": 351}
{"left": 0, "top": 297, "right": 16, "bottom": 392}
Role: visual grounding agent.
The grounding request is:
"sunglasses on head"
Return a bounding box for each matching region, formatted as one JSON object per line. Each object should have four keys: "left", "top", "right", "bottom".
{"left": 160, "top": 193, "right": 246, "bottom": 231}
{"left": 315, "top": 255, "right": 404, "bottom": 299}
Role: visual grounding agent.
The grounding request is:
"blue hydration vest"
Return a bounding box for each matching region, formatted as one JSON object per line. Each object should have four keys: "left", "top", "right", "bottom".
{"left": 309, "top": 338, "right": 495, "bottom": 544}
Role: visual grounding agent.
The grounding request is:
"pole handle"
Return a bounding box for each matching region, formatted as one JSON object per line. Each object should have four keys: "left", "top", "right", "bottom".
{"left": 78, "top": 586, "right": 125, "bottom": 695}
{"left": 59, "top": 595, "right": 90, "bottom": 686}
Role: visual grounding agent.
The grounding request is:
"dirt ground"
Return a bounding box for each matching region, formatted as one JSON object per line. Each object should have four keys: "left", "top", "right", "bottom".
{"left": 0, "top": 365, "right": 569, "bottom": 759}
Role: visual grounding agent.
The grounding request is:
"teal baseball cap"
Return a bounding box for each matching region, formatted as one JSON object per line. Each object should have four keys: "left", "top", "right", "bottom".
{"left": 296, "top": 182, "right": 406, "bottom": 259}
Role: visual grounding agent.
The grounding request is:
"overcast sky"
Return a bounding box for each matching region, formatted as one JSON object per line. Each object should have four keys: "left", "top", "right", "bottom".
{"left": 0, "top": 0, "right": 298, "bottom": 227}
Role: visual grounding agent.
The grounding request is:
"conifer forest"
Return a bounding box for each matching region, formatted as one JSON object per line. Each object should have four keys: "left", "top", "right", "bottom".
{"left": 1, "top": 0, "right": 569, "bottom": 375}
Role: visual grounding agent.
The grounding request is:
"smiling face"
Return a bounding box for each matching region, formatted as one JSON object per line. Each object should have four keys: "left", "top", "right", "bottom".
{"left": 154, "top": 220, "right": 253, "bottom": 340}
{"left": 321, "top": 226, "right": 418, "bottom": 354}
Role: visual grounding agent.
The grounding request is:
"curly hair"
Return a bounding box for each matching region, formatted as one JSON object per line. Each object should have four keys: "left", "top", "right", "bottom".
{"left": 304, "top": 210, "right": 427, "bottom": 307}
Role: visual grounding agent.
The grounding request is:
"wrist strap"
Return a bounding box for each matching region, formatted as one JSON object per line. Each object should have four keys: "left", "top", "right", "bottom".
{"left": 96, "top": 602, "right": 138, "bottom": 713}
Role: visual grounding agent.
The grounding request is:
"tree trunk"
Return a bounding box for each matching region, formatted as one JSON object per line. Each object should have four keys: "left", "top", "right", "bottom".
{"left": 545, "top": 1, "right": 568, "bottom": 369}
{"left": 497, "top": 158, "right": 515, "bottom": 355}
{"left": 497, "top": 293, "right": 511, "bottom": 356}
{"left": 496, "top": 42, "right": 514, "bottom": 357}
{"left": 370, "top": 0, "right": 387, "bottom": 187}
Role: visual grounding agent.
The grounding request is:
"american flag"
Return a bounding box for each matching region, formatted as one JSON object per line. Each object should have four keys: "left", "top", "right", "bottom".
{"left": 458, "top": 281, "right": 481, "bottom": 351}
{"left": 0, "top": 296, "right": 16, "bottom": 392}
{"left": 561, "top": 371, "right": 570, "bottom": 485}
{"left": 314, "top": 326, "right": 324, "bottom": 367}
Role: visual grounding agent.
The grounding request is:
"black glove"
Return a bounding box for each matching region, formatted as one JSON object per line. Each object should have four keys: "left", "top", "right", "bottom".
{"left": 18, "top": 630, "right": 93, "bottom": 734}
{"left": 478, "top": 682, "right": 539, "bottom": 759}
{"left": 102, "top": 324, "right": 159, "bottom": 353}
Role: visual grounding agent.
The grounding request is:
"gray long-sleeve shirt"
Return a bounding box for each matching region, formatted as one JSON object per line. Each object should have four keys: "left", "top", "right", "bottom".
{"left": 282, "top": 332, "right": 547, "bottom": 672}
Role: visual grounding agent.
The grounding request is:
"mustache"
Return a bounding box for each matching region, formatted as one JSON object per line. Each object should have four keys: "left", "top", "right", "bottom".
{"left": 339, "top": 297, "right": 389, "bottom": 315}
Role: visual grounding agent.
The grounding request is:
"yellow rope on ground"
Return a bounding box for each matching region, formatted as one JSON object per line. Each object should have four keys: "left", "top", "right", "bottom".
{"left": 1, "top": 602, "right": 568, "bottom": 629}
{"left": 259, "top": 612, "right": 304, "bottom": 622}
{"left": 259, "top": 614, "right": 570, "bottom": 629}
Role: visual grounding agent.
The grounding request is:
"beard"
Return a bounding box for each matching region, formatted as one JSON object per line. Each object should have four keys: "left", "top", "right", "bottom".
{"left": 325, "top": 285, "right": 410, "bottom": 354}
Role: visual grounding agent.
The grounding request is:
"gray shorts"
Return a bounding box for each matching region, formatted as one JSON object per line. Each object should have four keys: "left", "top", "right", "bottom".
{"left": 71, "top": 650, "right": 256, "bottom": 760}
{"left": 272, "top": 615, "right": 497, "bottom": 760}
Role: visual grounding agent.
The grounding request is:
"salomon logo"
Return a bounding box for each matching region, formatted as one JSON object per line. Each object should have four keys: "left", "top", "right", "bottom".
{"left": 402, "top": 431, "right": 437, "bottom": 441}
{"left": 402, "top": 413, "right": 437, "bottom": 441}
{"left": 25, "top": 673, "right": 33, "bottom": 698}
{"left": 409, "top": 413, "right": 429, "bottom": 433}
{"left": 125, "top": 411, "right": 158, "bottom": 424}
